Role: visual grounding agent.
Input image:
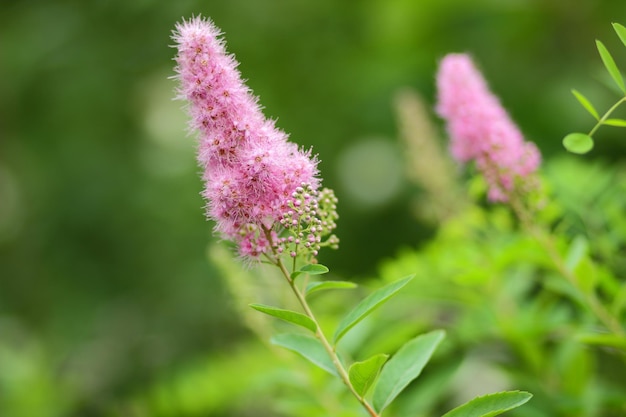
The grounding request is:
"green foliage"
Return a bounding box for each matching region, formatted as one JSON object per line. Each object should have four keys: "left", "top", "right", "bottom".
{"left": 571, "top": 89, "right": 599, "bottom": 120}
{"left": 348, "top": 353, "right": 389, "bottom": 397}
{"left": 562, "top": 132, "right": 594, "bottom": 154}
{"left": 442, "top": 391, "right": 533, "bottom": 417}
{"left": 334, "top": 276, "right": 414, "bottom": 344}
{"left": 564, "top": 22, "right": 626, "bottom": 153}
{"left": 372, "top": 330, "right": 445, "bottom": 413}
{"left": 306, "top": 280, "right": 358, "bottom": 296}
{"left": 249, "top": 303, "right": 317, "bottom": 332}
{"left": 613, "top": 22, "right": 626, "bottom": 47}
{"left": 596, "top": 40, "right": 625, "bottom": 94}
{"left": 271, "top": 333, "right": 338, "bottom": 376}
{"left": 292, "top": 263, "right": 331, "bottom": 279}
{"left": 374, "top": 156, "right": 626, "bottom": 416}
{"left": 4, "top": 2, "right": 626, "bottom": 416}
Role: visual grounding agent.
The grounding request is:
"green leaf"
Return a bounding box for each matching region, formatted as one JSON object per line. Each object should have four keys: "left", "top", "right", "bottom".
{"left": 291, "top": 263, "right": 329, "bottom": 279}
{"left": 372, "top": 330, "right": 445, "bottom": 413}
{"left": 442, "top": 391, "right": 533, "bottom": 417}
{"left": 612, "top": 22, "right": 626, "bottom": 48}
{"left": 596, "top": 40, "right": 626, "bottom": 93}
{"left": 250, "top": 304, "right": 317, "bottom": 332}
{"left": 577, "top": 332, "right": 626, "bottom": 349}
{"left": 565, "top": 235, "right": 588, "bottom": 272}
{"left": 348, "top": 353, "right": 389, "bottom": 397}
{"left": 306, "top": 280, "right": 357, "bottom": 296}
{"left": 271, "top": 333, "right": 337, "bottom": 375}
{"left": 333, "top": 276, "right": 413, "bottom": 344}
{"left": 574, "top": 257, "right": 597, "bottom": 294}
{"left": 602, "top": 118, "right": 626, "bottom": 127}
{"left": 563, "top": 133, "right": 594, "bottom": 154}
{"left": 571, "top": 89, "right": 600, "bottom": 120}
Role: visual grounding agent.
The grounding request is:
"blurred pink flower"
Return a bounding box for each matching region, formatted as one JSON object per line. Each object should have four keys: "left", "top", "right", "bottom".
{"left": 436, "top": 53, "right": 540, "bottom": 202}
{"left": 172, "top": 16, "right": 318, "bottom": 257}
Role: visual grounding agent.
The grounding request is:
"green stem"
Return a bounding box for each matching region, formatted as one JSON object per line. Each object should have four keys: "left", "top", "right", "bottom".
{"left": 589, "top": 96, "right": 626, "bottom": 136}
{"left": 264, "top": 229, "right": 379, "bottom": 417}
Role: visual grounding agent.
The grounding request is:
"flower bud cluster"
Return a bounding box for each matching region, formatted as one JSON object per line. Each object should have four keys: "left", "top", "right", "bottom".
{"left": 173, "top": 17, "right": 336, "bottom": 260}
{"left": 274, "top": 183, "right": 339, "bottom": 261}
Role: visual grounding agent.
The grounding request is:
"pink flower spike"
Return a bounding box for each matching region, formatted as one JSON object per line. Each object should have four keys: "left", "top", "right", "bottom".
{"left": 172, "top": 16, "right": 320, "bottom": 259}
{"left": 435, "top": 53, "right": 541, "bottom": 202}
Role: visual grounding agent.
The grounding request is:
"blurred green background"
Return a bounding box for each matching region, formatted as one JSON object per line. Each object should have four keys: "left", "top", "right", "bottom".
{"left": 1, "top": 0, "right": 626, "bottom": 415}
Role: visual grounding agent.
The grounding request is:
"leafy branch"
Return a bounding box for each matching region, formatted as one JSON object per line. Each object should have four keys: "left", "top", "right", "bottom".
{"left": 564, "top": 22, "right": 626, "bottom": 154}
{"left": 249, "top": 231, "right": 531, "bottom": 416}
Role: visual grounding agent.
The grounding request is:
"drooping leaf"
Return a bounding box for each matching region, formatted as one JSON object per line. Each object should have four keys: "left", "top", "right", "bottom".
{"left": 441, "top": 391, "right": 532, "bottom": 417}
{"left": 306, "top": 280, "right": 357, "bottom": 296}
{"left": 596, "top": 40, "right": 626, "bottom": 93}
{"left": 571, "top": 89, "right": 600, "bottom": 120}
{"left": 602, "top": 118, "right": 626, "bottom": 127}
{"left": 563, "top": 133, "right": 594, "bottom": 154}
{"left": 291, "top": 263, "right": 329, "bottom": 279}
{"left": 271, "top": 333, "right": 336, "bottom": 375}
{"left": 348, "top": 354, "right": 389, "bottom": 397}
{"left": 372, "top": 330, "right": 445, "bottom": 413}
{"left": 612, "top": 22, "right": 626, "bottom": 48}
{"left": 250, "top": 304, "right": 317, "bottom": 332}
{"left": 333, "top": 276, "right": 413, "bottom": 344}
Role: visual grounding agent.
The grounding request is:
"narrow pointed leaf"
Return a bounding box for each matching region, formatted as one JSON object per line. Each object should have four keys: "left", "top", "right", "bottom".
{"left": 602, "top": 118, "right": 626, "bottom": 127}
{"left": 571, "top": 89, "right": 599, "bottom": 120}
{"left": 271, "top": 333, "right": 337, "bottom": 375}
{"left": 348, "top": 354, "right": 389, "bottom": 397}
{"left": 372, "top": 329, "right": 445, "bottom": 413}
{"left": 612, "top": 22, "right": 626, "bottom": 48}
{"left": 596, "top": 40, "right": 626, "bottom": 93}
{"left": 306, "top": 280, "right": 357, "bottom": 296}
{"left": 291, "top": 263, "right": 329, "bottom": 279}
{"left": 250, "top": 304, "right": 317, "bottom": 332}
{"left": 442, "top": 391, "right": 533, "bottom": 417}
{"left": 333, "top": 276, "right": 413, "bottom": 344}
{"left": 563, "top": 132, "right": 594, "bottom": 154}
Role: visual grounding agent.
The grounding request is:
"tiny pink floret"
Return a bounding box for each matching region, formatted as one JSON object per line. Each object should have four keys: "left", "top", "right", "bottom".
{"left": 173, "top": 16, "right": 319, "bottom": 258}
{"left": 436, "top": 53, "right": 541, "bottom": 202}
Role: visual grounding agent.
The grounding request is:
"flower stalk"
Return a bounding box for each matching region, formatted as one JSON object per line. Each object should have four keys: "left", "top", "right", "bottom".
{"left": 264, "top": 236, "right": 380, "bottom": 417}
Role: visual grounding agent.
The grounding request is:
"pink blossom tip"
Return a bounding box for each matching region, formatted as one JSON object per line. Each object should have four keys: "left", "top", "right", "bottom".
{"left": 435, "top": 53, "right": 541, "bottom": 202}
{"left": 172, "top": 16, "right": 323, "bottom": 259}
